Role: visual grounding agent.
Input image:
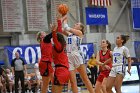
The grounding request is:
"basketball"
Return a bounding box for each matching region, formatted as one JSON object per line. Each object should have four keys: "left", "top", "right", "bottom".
{"left": 58, "top": 4, "right": 69, "bottom": 16}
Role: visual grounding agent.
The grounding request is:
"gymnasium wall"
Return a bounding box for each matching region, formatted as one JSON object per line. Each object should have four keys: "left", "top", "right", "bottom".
{"left": 84, "top": 0, "right": 139, "bottom": 57}
{"left": 0, "top": 0, "right": 140, "bottom": 62}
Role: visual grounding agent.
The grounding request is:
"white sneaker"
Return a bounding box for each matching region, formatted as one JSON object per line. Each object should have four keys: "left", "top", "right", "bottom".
{"left": 48, "top": 88, "right": 51, "bottom": 92}
{"left": 78, "top": 87, "right": 81, "bottom": 92}
{"left": 68, "top": 90, "right": 72, "bottom": 93}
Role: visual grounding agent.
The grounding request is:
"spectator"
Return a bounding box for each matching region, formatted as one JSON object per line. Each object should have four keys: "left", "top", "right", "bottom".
{"left": 6, "top": 68, "right": 14, "bottom": 93}
{"left": 25, "top": 74, "right": 32, "bottom": 93}
{"left": 0, "top": 68, "right": 7, "bottom": 93}
{"left": 0, "top": 66, "right": 3, "bottom": 93}
{"left": 25, "top": 73, "right": 37, "bottom": 93}
{"left": 87, "top": 54, "right": 98, "bottom": 87}
{"left": 11, "top": 52, "right": 27, "bottom": 93}
{"left": 34, "top": 62, "right": 42, "bottom": 92}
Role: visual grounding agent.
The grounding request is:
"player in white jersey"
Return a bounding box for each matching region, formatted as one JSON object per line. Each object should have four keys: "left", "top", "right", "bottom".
{"left": 62, "top": 15, "right": 94, "bottom": 93}
{"left": 106, "top": 35, "right": 132, "bottom": 93}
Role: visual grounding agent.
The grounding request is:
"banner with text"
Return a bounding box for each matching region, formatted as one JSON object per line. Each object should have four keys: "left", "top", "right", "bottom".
{"left": 131, "top": 0, "right": 140, "bottom": 29}
{"left": 85, "top": 7, "right": 108, "bottom": 25}
{"left": 4, "top": 43, "right": 94, "bottom": 64}
{"left": 132, "top": 8, "right": 140, "bottom": 29}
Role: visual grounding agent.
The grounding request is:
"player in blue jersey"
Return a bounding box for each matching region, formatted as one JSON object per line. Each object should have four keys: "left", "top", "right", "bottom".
{"left": 61, "top": 15, "right": 94, "bottom": 93}
{"left": 106, "top": 35, "right": 132, "bottom": 93}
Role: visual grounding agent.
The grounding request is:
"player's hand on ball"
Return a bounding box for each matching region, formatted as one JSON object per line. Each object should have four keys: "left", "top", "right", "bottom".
{"left": 57, "top": 13, "right": 62, "bottom": 20}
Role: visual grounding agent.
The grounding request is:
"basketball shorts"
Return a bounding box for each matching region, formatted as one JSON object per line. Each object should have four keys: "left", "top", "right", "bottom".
{"left": 97, "top": 70, "right": 110, "bottom": 83}
{"left": 53, "top": 66, "right": 70, "bottom": 85}
{"left": 39, "top": 61, "right": 54, "bottom": 76}
{"left": 67, "top": 52, "right": 84, "bottom": 71}
{"left": 109, "top": 65, "right": 126, "bottom": 77}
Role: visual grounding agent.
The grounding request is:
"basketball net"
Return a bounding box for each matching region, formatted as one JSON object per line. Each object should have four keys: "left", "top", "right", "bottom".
{"left": 51, "top": 0, "right": 61, "bottom": 25}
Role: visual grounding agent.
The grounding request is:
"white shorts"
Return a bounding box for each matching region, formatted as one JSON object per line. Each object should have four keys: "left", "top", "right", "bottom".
{"left": 109, "top": 65, "right": 126, "bottom": 77}
{"left": 67, "top": 52, "right": 84, "bottom": 71}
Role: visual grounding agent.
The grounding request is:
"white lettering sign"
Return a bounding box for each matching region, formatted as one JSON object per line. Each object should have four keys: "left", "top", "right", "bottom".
{"left": 12, "top": 46, "right": 41, "bottom": 64}
{"left": 89, "top": 14, "right": 105, "bottom": 18}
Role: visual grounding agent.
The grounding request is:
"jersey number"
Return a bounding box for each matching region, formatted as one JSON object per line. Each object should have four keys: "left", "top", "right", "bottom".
{"left": 68, "top": 38, "right": 72, "bottom": 44}
{"left": 114, "top": 57, "right": 117, "bottom": 63}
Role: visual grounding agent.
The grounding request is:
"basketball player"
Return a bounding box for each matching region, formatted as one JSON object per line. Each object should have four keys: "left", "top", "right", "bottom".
{"left": 106, "top": 35, "right": 132, "bottom": 93}
{"left": 50, "top": 24, "right": 70, "bottom": 93}
{"left": 61, "top": 16, "right": 94, "bottom": 93}
{"left": 36, "top": 31, "right": 53, "bottom": 93}
{"left": 95, "top": 40, "right": 112, "bottom": 93}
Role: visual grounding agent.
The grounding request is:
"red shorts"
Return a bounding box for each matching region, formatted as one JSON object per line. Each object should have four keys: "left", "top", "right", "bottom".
{"left": 53, "top": 67, "right": 70, "bottom": 85}
{"left": 39, "top": 61, "right": 54, "bottom": 76}
{"left": 97, "top": 70, "right": 110, "bottom": 83}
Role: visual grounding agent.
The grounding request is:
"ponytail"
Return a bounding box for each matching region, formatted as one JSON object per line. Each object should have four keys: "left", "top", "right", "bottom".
{"left": 36, "top": 31, "right": 42, "bottom": 43}
{"left": 121, "top": 35, "right": 130, "bottom": 45}
{"left": 80, "top": 23, "right": 85, "bottom": 35}
{"left": 106, "top": 40, "right": 111, "bottom": 50}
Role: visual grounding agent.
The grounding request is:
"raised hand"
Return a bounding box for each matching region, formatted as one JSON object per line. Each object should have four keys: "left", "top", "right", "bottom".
{"left": 57, "top": 13, "right": 62, "bottom": 20}
{"left": 62, "top": 15, "right": 68, "bottom": 23}
{"left": 50, "top": 24, "right": 57, "bottom": 32}
{"left": 56, "top": 12, "right": 67, "bottom": 22}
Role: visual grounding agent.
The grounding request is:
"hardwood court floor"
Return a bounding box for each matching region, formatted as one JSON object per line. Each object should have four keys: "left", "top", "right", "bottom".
{"left": 63, "top": 83, "right": 140, "bottom": 93}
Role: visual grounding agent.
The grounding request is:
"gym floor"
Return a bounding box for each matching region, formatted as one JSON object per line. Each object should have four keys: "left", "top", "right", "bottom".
{"left": 64, "top": 83, "right": 140, "bottom": 93}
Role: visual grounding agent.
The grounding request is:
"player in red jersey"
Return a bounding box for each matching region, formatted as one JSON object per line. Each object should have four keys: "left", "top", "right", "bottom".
{"left": 57, "top": 15, "right": 94, "bottom": 93}
{"left": 50, "top": 24, "right": 70, "bottom": 93}
{"left": 95, "top": 40, "right": 112, "bottom": 93}
{"left": 36, "top": 31, "right": 53, "bottom": 93}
